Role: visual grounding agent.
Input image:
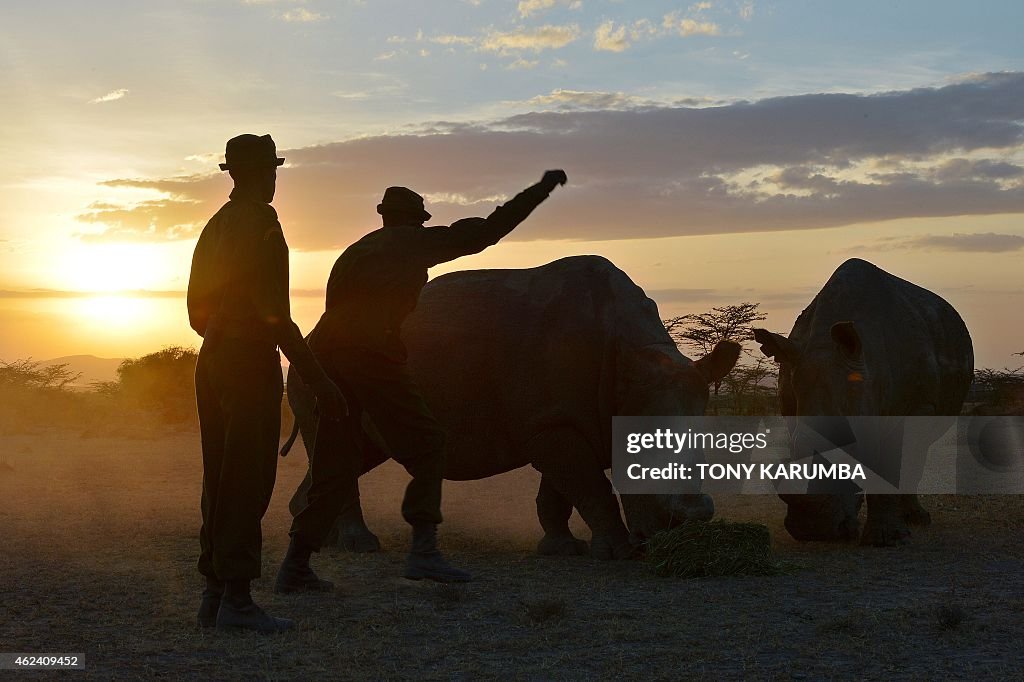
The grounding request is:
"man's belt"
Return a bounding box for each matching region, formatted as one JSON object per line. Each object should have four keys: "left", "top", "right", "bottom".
{"left": 205, "top": 315, "right": 277, "bottom": 345}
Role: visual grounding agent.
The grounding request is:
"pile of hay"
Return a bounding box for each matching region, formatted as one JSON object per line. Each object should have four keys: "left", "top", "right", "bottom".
{"left": 645, "top": 520, "right": 778, "bottom": 578}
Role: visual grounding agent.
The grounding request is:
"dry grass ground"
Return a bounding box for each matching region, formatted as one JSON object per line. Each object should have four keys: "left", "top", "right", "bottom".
{"left": 0, "top": 430, "right": 1022, "bottom": 680}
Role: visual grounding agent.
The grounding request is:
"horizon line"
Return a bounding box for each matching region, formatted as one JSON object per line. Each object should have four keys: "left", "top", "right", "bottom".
{"left": 0, "top": 288, "right": 327, "bottom": 299}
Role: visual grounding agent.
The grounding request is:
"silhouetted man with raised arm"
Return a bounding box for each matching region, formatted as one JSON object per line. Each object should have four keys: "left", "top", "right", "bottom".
{"left": 276, "top": 170, "right": 567, "bottom": 591}
{"left": 188, "top": 134, "right": 346, "bottom": 633}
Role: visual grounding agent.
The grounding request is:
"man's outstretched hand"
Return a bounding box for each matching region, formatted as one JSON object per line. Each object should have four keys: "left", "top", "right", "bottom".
{"left": 541, "top": 170, "right": 568, "bottom": 192}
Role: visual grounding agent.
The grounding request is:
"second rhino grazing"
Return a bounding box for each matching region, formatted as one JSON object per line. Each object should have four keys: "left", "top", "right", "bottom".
{"left": 753, "top": 258, "right": 974, "bottom": 546}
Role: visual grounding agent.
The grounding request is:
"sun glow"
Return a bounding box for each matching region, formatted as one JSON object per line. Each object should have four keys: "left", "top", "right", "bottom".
{"left": 55, "top": 242, "right": 190, "bottom": 293}
{"left": 72, "top": 295, "right": 160, "bottom": 333}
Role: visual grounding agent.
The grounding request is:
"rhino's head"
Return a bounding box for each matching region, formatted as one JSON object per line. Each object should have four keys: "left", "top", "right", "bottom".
{"left": 618, "top": 339, "right": 742, "bottom": 416}
{"left": 618, "top": 340, "right": 741, "bottom": 542}
{"left": 753, "top": 322, "right": 876, "bottom": 417}
{"left": 621, "top": 493, "right": 716, "bottom": 545}
{"left": 752, "top": 323, "right": 871, "bottom": 541}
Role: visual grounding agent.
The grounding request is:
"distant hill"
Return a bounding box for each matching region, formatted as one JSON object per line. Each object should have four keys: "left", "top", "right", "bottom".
{"left": 40, "top": 355, "right": 124, "bottom": 388}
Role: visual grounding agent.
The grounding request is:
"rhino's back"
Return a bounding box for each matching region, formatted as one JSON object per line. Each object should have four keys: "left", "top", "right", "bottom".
{"left": 792, "top": 258, "right": 973, "bottom": 413}
{"left": 403, "top": 255, "right": 671, "bottom": 478}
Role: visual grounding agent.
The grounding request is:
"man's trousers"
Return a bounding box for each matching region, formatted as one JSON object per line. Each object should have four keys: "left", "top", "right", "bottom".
{"left": 290, "top": 348, "right": 446, "bottom": 549}
{"left": 196, "top": 335, "right": 283, "bottom": 580}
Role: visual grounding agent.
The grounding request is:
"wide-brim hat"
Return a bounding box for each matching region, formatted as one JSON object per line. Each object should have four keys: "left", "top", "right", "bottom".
{"left": 377, "top": 186, "right": 431, "bottom": 222}
{"left": 219, "top": 133, "right": 285, "bottom": 171}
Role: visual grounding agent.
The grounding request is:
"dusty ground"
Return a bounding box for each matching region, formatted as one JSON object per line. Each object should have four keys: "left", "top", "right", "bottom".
{"left": 0, "top": 430, "right": 1022, "bottom": 680}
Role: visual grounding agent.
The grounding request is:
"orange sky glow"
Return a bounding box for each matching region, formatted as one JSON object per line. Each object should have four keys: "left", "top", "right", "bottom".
{"left": 1, "top": 2, "right": 1021, "bottom": 369}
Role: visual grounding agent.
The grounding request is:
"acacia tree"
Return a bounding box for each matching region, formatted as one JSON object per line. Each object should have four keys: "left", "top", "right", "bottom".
{"left": 0, "top": 358, "right": 80, "bottom": 391}
{"left": 719, "top": 356, "right": 777, "bottom": 415}
{"left": 663, "top": 302, "right": 767, "bottom": 398}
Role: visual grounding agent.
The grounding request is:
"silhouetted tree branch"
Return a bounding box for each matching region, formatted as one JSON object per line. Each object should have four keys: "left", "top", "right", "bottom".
{"left": 664, "top": 302, "right": 767, "bottom": 399}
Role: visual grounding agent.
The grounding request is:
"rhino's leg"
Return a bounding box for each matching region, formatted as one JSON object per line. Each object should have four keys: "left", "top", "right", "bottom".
{"left": 535, "top": 477, "right": 589, "bottom": 557}
{"left": 900, "top": 494, "right": 932, "bottom": 526}
{"left": 891, "top": 408, "right": 936, "bottom": 529}
{"left": 860, "top": 495, "right": 912, "bottom": 547}
{"left": 529, "top": 428, "right": 634, "bottom": 560}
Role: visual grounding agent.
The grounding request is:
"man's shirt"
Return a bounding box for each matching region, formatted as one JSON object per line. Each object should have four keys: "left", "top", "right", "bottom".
{"left": 187, "top": 189, "right": 292, "bottom": 343}
{"left": 311, "top": 184, "right": 550, "bottom": 361}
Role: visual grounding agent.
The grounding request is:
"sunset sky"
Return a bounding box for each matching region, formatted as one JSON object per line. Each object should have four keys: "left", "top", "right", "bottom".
{"left": 1, "top": 1, "right": 1022, "bottom": 367}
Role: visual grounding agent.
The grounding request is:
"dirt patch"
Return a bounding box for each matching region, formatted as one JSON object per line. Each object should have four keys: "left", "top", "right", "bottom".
{"left": 0, "top": 431, "right": 1022, "bottom": 679}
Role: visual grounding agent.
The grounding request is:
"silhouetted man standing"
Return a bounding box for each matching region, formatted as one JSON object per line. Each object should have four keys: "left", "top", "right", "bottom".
{"left": 188, "top": 134, "right": 346, "bottom": 632}
{"left": 276, "top": 170, "right": 567, "bottom": 591}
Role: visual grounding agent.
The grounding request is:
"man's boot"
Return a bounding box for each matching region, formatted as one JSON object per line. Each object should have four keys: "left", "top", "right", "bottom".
{"left": 275, "top": 536, "right": 334, "bottom": 594}
{"left": 215, "top": 580, "right": 293, "bottom": 634}
{"left": 197, "top": 576, "right": 223, "bottom": 629}
{"left": 404, "top": 524, "right": 472, "bottom": 583}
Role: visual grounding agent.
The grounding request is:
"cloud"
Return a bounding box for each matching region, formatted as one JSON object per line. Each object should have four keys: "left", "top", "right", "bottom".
{"left": 506, "top": 57, "right": 540, "bottom": 70}
{"left": 89, "top": 89, "right": 129, "bottom": 104}
{"left": 480, "top": 24, "right": 581, "bottom": 54}
{"left": 280, "top": 8, "right": 327, "bottom": 22}
{"left": 386, "top": 25, "right": 577, "bottom": 65}
{"left": 431, "top": 34, "right": 477, "bottom": 46}
{"left": 79, "top": 73, "right": 1024, "bottom": 249}
{"left": 662, "top": 12, "right": 720, "bottom": 36}
{"left": 522, "top": 89, "right": 646, "bottom": 110}
{"left": 517, "top": 0, "right": 582, "bottom": 18}
{"left": 911, "top": 233, "right": 1024, "bottom": 252}
{"left": 592, "top": 11, "right": 719, "bottom": 53}
{"left": 594, "top": 21, "right": 629, "bottom": 52}
{"left": 0, "top": 288, "right": 185, "bottom": 299}
{"left": 650, "top": 286, "right": 817, "bottom": 307}
{"left": 934, "top": 158, "right": 1024, "bottom": 182}
{"left": 866, "top": 233, "right": 1024, "bottom": 253}
{"left": 75, "top": 178, "right": 218, "bottom": 243}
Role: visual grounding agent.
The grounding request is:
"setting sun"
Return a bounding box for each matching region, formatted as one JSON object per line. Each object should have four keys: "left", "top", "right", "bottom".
{"left": 73, "top": 295, "right": 155, "bottom": 332}
{"left": 54, "top": 242, "right": 190, "bottom": 293}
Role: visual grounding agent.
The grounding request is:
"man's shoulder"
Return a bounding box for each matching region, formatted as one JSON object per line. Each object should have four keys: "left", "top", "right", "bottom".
{"left": 346, "top": 226, "right": 397, "bottom": 250}
{"left": 330, "top": 227, "right": 401, "bottom": 273}
{"left": 439, "top": 217, "right": 485, "bottom": 230}
{"left": 223, "top": 198, "right": 279, "bottom": 224}
{"left": 217, "top": 200, "right": 284, "bottom": 247}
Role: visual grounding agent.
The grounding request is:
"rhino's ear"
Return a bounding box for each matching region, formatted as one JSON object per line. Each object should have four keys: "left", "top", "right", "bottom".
{"left": 694, "top": 340, "right": 741, "bottom": 384}
{"left": 753, "top": 328, "right": 799, "bottom": 364}
{"left": 830, "top": 321, "right": 862, "bottom": 360}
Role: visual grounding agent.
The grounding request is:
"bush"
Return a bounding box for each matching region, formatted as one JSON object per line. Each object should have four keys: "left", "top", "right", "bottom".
{"left": 113, "top": 346, "right": 198, "bottom": 425}
{"left": 0, "top": 358, "right": 84, "bottom": 433}
{"left": 970, "top": 366, "right": 1024, "bottom": 415}
{"left": 0, "top": 347, "right": 296, "bottom": 436}
{"left": 0, "top": 358, "right": 80, "bottom": 391}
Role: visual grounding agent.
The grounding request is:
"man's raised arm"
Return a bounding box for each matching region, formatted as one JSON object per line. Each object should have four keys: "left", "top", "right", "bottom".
{"left": 419, "top": 170, "right": 567, "bottom": 267}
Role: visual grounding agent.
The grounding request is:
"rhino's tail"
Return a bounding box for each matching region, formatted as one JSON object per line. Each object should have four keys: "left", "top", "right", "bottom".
{"left": 280, "top": 419, "right": 300, "bottom": 457}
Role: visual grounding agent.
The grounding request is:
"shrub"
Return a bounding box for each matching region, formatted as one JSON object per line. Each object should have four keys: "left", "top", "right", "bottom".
{"left": 113, "top": 346, "right": 198, "bottom": 424}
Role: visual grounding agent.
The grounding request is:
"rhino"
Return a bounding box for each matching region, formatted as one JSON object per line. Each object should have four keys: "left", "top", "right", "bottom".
{"left": 753, "top": 258, "right": 973, "bottom": 546}
{"left": 283, "top": 255, "right": 740, "bottom": 559}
